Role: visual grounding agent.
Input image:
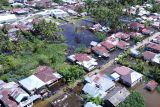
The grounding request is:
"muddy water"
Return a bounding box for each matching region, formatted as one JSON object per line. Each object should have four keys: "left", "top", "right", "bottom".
{"left": 133, "top": 83, "right": 160, "bottom": 107}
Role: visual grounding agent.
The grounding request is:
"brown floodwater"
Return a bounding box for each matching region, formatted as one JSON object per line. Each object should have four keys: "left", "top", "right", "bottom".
{"left": 133, "top": 83, "right": 160, "bottom": 107}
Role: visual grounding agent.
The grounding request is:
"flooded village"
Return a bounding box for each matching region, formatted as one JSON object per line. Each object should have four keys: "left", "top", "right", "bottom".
{"left": 0, "top": 0, "right": 160, "bottom": 107}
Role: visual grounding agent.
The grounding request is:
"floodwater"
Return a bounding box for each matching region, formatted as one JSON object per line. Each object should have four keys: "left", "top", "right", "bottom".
{"left": 60, "top": 19, "right": 99, "bottom": 49}
{"left": 133, "top": 83, "right": 160, "bottom": 107}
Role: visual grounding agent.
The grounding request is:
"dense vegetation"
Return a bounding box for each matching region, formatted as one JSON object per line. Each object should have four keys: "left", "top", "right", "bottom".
{"left": 0, "top": 0, "right": 10, "bottom": 10}
{"left": 82, "top": 95, "right": 104, "bottom": 106}
{"left": 118, "top": 91, "right": 145, "bottom": 107}
{"left": 0, "top": 20, "right": 84, "bottom": 83}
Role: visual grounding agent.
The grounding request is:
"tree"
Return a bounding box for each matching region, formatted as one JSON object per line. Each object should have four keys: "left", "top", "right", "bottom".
{"left": 52, "top": 0, "right": 63, "bottom": 4}
{"left": 95, "top": 32, "right": 106, "bottom": 42}
{"left": 33, "top": 20, "right": 64, "bottom": 42}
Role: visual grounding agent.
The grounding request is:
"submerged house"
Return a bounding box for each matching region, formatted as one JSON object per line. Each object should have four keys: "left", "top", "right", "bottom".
{"left": 104, "top": 86, "right": 130, "bottom": 107}
{"left": 113, "top": 66, "right": 143, "bottom": 87}
{"left": 0, "top": 82, "right": 36, "bottom": 107}
{"left": 145, "top": 80, "right": 158, "bottom": 91}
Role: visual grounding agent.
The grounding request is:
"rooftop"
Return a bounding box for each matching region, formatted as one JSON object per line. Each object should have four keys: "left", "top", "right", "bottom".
{"left": 34, "top": 66, "right": 62, "bottom": 85}
{"left": 104, "top": 86, "right": 130, "bottom": 107}
{"left": 19, "top": 75, "right": 46, "bottom": 93}
{"left": 113, "top": 66, "right": 132, "bottom": 76}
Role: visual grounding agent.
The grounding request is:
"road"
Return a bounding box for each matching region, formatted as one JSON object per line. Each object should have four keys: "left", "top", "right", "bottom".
{"left": 132, "top": 32, "right": 160, "bottom": 50}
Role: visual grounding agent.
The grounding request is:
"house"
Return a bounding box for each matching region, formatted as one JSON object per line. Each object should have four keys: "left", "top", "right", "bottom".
{"left": 152, "top": 21, "right": 160, "bottom": 29}
{"left": 90, "top": 41, "right": 98, "bottom": 47}
{"left": 50, "top": 9, "right": 69, "bottom": 18}
{"left": 145, "top": 80, "right": 158, "bottom": 91}
{"left": 116, "top": 40, "right": 130, "bottom": 50}
{"left": 15, "top": 23, "right": 30, "bottom": 31}
{"left": 0, "top": 82, "right": 37, "bottom": 107}
{"left": 129, "top": 22, "right": 145, "bottom": 31}
{"left": 114, "top": 32, "right": 130, "bottom": 41}
{"left": 106, "top": 36, "right": 119, "bottom": 46}
{"left": 113, "top": 66, "right": 143, "bottom": 87}
{"left": 143, "top": 51, "right": 156, "bottom": 61}
{"left": 67, "top": 9, "right": 78, "bottom": 16}
{"left": 84, "top": 102, "right": 103, "bottom": 107}
{"left": 10, "top": 8, "right": 28, "bottom": 15}
{"left": 34, "top": 66, "right": 62, "bottom": 87}
{"left": 152, "top": 54, "right": 160, "bottom": 64}
{"left": 128, "top": 32, "right": 143, "bottom": 39}
{"left": 85, "top": 73, "right": 115, "bottom": 92}
{"left": 121, "top": 71, "right": 143, "bottom": 87}
{"left": 141, "top": 28, "right": 154, "bottom": 36}
{"left": 91, "top": 45, "right": 110, "bottom": 58}
{"left": 89, "top": 23, "right": 102, "bottom": 32}
{"left": 152, "top": 35, "right": 160, "bottom": 44}
{"left": 104, "top": 86, "right": 130, "bottom": 107}
{"left": 0, "top": 14, "right": 17, "bottom": 24}
{"left": 35, "top": 0, "right": 52, "bottom": 8}
{"left": 100, "top": 41, "right": 116, "bottom": 52}
{"left": 67, "top": 54, "right": 98, "bottom": 71}
{"left": 113, "top": 66, "right": 132, "bottom": 76}
{"left": 82, "top": 83, "right": 106, "bottom": 98}
{"left": 145, "top": 43, "right": 160, "bottom": 53}
{"left": 14, "top": 0, "right": 28, "bottom": 3}
{"left": 19, "top": 75, "right": 46, "bottom": 94}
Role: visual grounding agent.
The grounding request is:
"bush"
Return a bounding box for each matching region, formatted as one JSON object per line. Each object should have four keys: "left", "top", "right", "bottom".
{"left": 95, "top": 32, "right": 106, "bottom": 42}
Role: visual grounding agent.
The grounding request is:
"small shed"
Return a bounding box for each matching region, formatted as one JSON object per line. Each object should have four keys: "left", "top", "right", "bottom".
{"left": 145, "top": 80, "right": 158, "bottom": 91}
{"left": 110, "top": 72, "right": 120, "bottom": 81}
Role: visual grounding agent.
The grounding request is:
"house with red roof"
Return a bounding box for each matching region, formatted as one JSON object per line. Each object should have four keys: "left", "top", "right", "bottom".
{"left": 128, "top": 32, "right": 143, "bottom": 39}
{"left": 114, "top": 32, "right": 130, "bottom": 41}
{"left": 129, "top": 22, "right": 145, "bottom": 32}
{"left": 141, "top": 28, "right": 154, "bottom": 36}
{"left": 0, "top": 82, "right": 36, "bottom": 107}
{"left": 143, "top": 51, "right": 156, "bottom": 61}
{"left": 34, "top": 66, "right": 62, "bottom": 87}
{"left": 145, "top": 43, "right": 160, "bottom": 53}
{"left": 91, "top": 45, "right": 110, "bottom": 58}
{"left": 67, "top": 53, "right": 98, "bottom": 71}
{"left": 113, "top": 66, "right": 143, "bottom": 87}
{"left": 100, "top": 41, "right": 116, "bottom": 52}
{"left": 116, "top": 40, "right": 130, "bottom": 50}
{"left": 145, "top": 80, "right": 158, "bottom": 91}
